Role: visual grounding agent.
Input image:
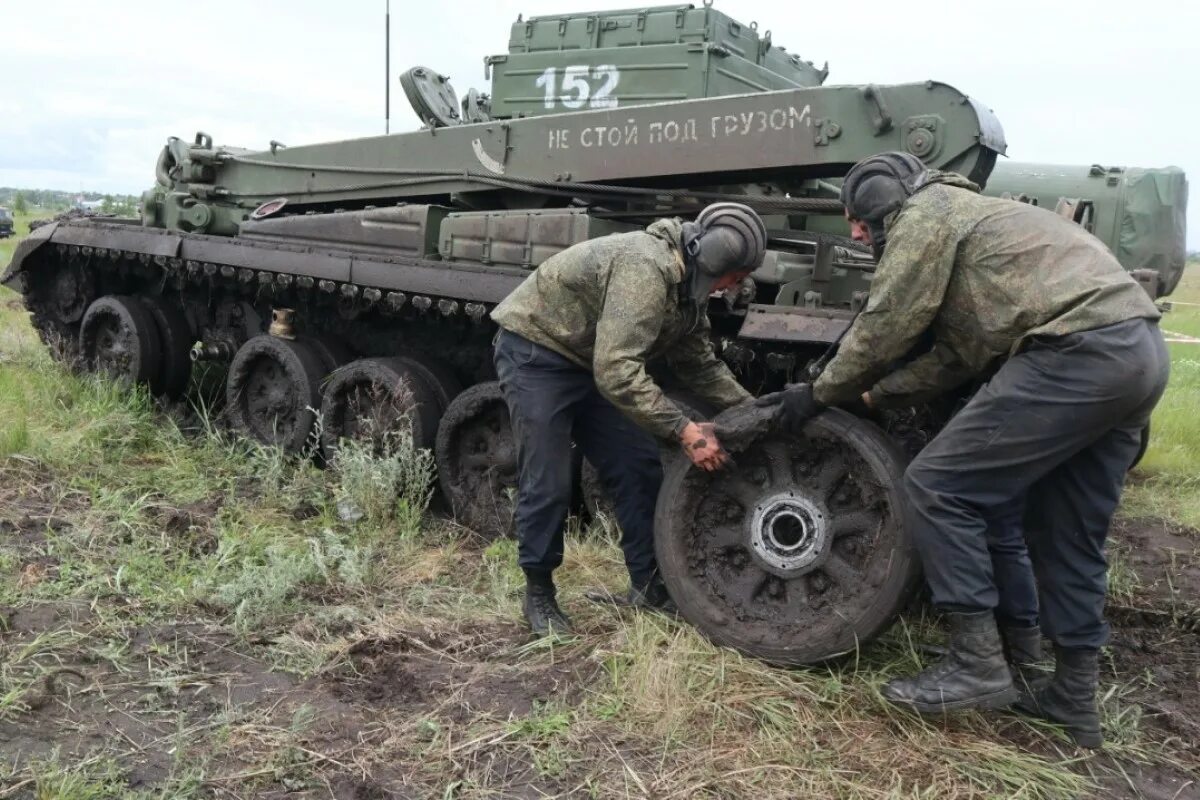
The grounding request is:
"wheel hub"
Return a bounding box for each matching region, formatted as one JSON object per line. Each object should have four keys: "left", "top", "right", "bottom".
{"left": 93, "top": 319, "right": 132, "bottom": 373}
{"left": 749, "top": 491, "right": 829, "bottom": 576}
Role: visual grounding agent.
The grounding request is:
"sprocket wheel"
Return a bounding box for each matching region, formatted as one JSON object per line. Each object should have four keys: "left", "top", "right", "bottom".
{"left": 435, "top": 381, "right": 517, "bottom": 538}
{"left": 226, "top": 334, "right": 327, "bottom": 452}
{"left": 654, "top": 404, "right": 918, "bottom": 665}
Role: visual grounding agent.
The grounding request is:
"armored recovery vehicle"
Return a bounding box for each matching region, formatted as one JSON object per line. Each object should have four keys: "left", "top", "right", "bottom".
{"left": 1, "top": 4, "right": 1185, "bottom": 665}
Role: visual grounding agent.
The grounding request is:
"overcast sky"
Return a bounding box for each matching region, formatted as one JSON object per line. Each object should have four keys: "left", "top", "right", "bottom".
{"left": 0, "top": 1, "right": 1195, "bottom": 246}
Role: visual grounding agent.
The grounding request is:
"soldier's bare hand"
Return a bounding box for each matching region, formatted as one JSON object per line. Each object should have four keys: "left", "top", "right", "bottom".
{"left": 680, "top": 421, "right": 730, "bottom": 472}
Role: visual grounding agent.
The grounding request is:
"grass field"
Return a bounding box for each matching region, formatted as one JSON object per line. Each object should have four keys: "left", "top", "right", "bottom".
{"left": 0, "top": 217, "right": 1197, "bottom": 798}
{"left": 1123, "top": 267, "right": 1200, "bottom": 528}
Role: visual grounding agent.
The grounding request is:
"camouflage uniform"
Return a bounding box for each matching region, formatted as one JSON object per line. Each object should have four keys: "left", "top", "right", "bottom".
{"left": 814, "top": 171, "right": 1161, "bottom": 408}
{"left": 491, "top": 219, "right": 750, "bottom": 584}
{"left": 493, "top": 218, "right": 750, "bottom": 440}
{"left": 818, "top": 171, "right": 1168, "bottom": 652}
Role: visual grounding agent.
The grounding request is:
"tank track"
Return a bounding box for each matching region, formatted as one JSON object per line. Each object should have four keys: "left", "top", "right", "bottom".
{"left": 17, "top": 221, "right": 516, "bottom": 391}
{"left": 16, "top": 220, "right": 865, "bottom": 394}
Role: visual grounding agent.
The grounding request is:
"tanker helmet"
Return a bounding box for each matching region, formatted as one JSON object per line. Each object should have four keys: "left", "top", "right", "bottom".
{"left": 840, "top": 152, "right": 928, "bottom": 258}
{"left": 681, "top": 202, "right": 767, "bottom": 305}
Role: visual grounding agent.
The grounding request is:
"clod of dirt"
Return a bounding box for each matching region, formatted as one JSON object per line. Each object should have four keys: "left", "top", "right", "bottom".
{"left": 16, "top": 561, "right": 56, "bottom": 588}
{"left": 711, "top": 398, "right": 781, "bottom": 453}
{"left": 17, "top": 669, "right": 87, "bottom": 712}
{"left": 292, "top": 500, "right": 321, "bottom": 521}
{"left": 151, "top": 498, "right": 222, "bottom": 554}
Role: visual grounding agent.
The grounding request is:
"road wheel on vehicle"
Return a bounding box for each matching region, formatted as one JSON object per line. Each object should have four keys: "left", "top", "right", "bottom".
{"left": 393, "top": 349, "right": 462, "bottom": 413}
{"left": 141, "top": 296, "right": 195, "bottom": 399}
{"left": 226, "top": 334, "right": 327, "bottom": 452}
{"left": 435, "top": 381, "right": 517, "bottom": 538}
{"left": 78, "top": 295, "right": 162, "bottom": 388}
{"left": 654, "top": 405, "right": 919, "bottom": 665}
{"left": 320, "top": 357, "right": 442, "bottom": 459}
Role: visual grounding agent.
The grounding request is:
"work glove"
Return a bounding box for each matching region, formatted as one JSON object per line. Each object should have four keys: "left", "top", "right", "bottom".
{"left": 754, "top": 382, "right": 822, "bottom": 431}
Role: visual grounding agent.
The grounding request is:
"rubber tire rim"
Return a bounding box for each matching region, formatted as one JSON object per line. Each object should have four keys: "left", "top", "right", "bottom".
{"left": 654, "top": 408, "right": 919, "bottom": 665}
{"left": 226, "top": 334, "right": 327, "bottom": 452}
{"left": 141, "top": 296, "right": 195, "bottom": 399}
{"left": 434, "top": 381, "right": 517, "bottom": 538}
{"left": 78, "top": 295, "right": 163, "bottom": 388}
{"left": 320, "top": 357, "right": 441, "bottom": 458}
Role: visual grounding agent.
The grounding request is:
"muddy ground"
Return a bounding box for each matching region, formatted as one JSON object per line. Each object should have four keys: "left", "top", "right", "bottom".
{"left": 1, "top": 491, "right": 1198, "bottom": 798}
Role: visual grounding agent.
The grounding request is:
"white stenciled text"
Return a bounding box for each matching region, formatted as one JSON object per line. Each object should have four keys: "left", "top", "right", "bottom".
{"left": 544, "top": 104, "right": 812, "bottom": 151}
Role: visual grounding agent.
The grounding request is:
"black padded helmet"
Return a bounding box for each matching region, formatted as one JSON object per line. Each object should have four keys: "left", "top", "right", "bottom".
{"left": 690, "top": 202, "right": 768, "bottom": 272}
{"left": 681, "top": 202, "right": 767, "bottom": 305}
{"left": 840, "top": 152, "right": 928, "bottom": 257}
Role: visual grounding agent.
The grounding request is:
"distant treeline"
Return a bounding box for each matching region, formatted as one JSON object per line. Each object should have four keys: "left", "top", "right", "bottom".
{"left": 0, "top": 187, "right": 140, "bottom": 216}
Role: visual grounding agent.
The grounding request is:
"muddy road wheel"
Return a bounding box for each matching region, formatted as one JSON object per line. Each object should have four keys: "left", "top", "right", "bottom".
{"left": 394, "top": 350, "right": 462, "bottom": 412}
{"left": 46, "top": 259, "right": 95, "bottom": 327}
{"left": 78, "top": 295, "right": 162, "bottom": 388}
{"left": 321, "top": 357, "right": 441, "bottom": 458}
{"left": 141, "top": 297, "right": 195, "bottom": 398}
{"left": 654, "top": 406, "right": 918, "bottom": 665}
{"left": 226, "top": 335, "right": 326, "bottom": 452}
{"left": 436, "top": 381, "right": 517, "bottom": 538}
{"left": 27, "top": 260, "right": 95, "bottom": 365}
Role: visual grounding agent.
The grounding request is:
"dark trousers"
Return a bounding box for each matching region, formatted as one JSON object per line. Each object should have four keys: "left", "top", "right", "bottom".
{"left": 493, "top": 330, "right": 664, "bottom": 584}
{"left": 986, "top": 496, "right": 1039, "bottom": 630}
{"left": 905, "top": 318, "right": 1169, "bottom": 650}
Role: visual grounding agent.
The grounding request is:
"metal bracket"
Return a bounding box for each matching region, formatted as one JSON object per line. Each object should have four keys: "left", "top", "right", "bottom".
{"left": 813, "top": 118, "right": 842, "bottom": 146}
{"left": 860, "top": 85, "right": 893, "bottom": 135}
{"left": 1054, "top": 197, "right": 1095, "bottom": 232}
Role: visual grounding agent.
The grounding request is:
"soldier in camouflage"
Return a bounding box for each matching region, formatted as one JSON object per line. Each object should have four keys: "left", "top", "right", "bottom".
{"left": 762, "top": 152, "right": 1167, "bottom": 747}
{"left": 491, "top": 203, "right": 765, "bottom": 636}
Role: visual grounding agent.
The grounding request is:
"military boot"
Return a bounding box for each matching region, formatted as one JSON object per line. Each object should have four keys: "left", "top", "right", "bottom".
{"left": 522, "top": 570, "right": 573, "bottom": 636}
{"left": 1001, "top": 625, "right": 1051, "bottom": 694}
{"left": 883, "top": 610, "right": 1019, "bottom": 713}
{"left": 1014, "top": 646, "right": 1102, "bottom": 749}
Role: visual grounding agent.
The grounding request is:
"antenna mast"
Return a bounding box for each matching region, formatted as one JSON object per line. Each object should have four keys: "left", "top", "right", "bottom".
{"left": 385, "top": 0, "right": 391, "bottom": 134}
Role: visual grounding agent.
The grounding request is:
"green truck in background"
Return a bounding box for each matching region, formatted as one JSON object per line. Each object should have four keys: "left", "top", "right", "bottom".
{"left": 985, "top": 161, "right": 1188, "bottom": 298}
{"left": 0, "top": 207, "right": 13, "bottom": 238}
{"left": 1, "top": 3, "right": 1188, "bottom": 667}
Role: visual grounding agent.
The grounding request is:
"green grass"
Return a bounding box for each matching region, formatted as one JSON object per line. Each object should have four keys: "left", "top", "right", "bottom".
{"left": 0, "top": 209, "right": 53, "bottom": 266}
{"left": 1123, "top": 263, "right": 1200, "bottom": 527}
{"left": 0, "top": 224, "right": 1197, "bottom": 797}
